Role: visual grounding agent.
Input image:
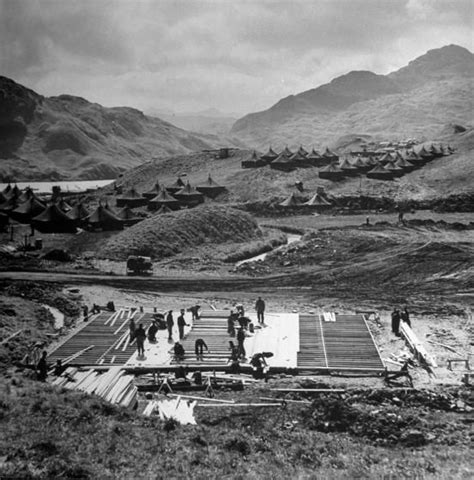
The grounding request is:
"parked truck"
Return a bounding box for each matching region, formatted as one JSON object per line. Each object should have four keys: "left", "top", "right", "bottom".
{"left": 126, "top": 256, "right": 153, "bottom": 275}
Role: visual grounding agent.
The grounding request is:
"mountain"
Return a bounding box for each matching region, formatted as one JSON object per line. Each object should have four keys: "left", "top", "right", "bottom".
{"left": 231, "top": 45, "right": 474, "bottom": 148}
{"left": 0, "top": 77, "right": 240, "bottom": 181}
{"left": 147, "top": 108, "right": 238, "bottom": 136}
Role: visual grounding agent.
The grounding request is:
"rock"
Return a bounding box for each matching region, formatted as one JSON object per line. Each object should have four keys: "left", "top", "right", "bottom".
{"left": 400, "top": 429, "right": 427, "bottom": 446}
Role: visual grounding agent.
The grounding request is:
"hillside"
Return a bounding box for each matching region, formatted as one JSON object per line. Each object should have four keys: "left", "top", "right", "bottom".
{"left": 231, "top": 45, "right": 474, "bottom": 149}
{"left": 0, "top": 77, "right": 241, "bottom": 181}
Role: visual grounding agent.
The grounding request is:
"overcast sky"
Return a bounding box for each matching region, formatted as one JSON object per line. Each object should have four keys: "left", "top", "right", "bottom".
{"left": 1, "top": 0, "right": 472, "bottom": 116}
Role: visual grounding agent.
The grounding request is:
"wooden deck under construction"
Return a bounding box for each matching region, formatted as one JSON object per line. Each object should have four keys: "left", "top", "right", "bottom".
{"left": 48, "top": 309, "right": 385, "bottom": 375}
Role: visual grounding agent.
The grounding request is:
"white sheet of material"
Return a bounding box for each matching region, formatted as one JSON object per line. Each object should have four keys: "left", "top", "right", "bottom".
{"left": 157, "top": 397, "right": 197, "bottom": 425}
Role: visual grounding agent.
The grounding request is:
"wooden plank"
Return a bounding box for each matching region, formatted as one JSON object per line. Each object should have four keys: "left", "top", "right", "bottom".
{"left": 1, "top": 329, "right": 23, "bottom": 345}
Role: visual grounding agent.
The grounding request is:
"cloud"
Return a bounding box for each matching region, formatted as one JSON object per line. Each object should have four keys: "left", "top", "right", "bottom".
{"left": 0, "top": 0, "right": 472, "bottom": 115}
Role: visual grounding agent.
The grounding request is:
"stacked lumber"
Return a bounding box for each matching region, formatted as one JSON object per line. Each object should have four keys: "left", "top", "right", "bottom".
{"left": 50, "top": 367, "right": 138, "bottom": 408}
{"left": 400, "top": 322, "right": 437, "bottom": 368}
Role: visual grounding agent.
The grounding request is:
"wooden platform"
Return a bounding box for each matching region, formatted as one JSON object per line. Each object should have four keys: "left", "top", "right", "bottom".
{"left": 297, "top": 314, "right": 385, "bottom": 373}
{"left": 48, "top": 309, "right": 384, "bottom": 375}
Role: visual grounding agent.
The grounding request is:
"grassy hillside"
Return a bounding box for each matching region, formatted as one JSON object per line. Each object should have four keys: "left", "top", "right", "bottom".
{"left": 0, "top": 77, "right": 243, "bottom": 181}
{"left": 99, "top": 205, "right": 262, "bottom": 260}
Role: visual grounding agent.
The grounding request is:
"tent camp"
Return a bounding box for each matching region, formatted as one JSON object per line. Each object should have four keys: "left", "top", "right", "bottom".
{"left": 31, "top": 204, "right": 78, "bottom": 233}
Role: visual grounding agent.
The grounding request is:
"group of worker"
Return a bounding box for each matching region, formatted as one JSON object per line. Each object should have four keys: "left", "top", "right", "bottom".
{"left": 391, "top": 307, "right": 411, "bottom": 336}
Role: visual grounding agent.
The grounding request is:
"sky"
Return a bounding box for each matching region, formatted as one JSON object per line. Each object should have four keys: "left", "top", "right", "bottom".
{"left": 1, "top": 0, "right": 472, "bottom": 116}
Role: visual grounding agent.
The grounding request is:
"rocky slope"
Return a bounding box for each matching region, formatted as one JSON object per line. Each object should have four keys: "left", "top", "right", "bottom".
{"left": 231, "top": 45, "right": 474, "bottom": 148}
{"left": 0, "top": 77, "right": 240, "bottom": 181}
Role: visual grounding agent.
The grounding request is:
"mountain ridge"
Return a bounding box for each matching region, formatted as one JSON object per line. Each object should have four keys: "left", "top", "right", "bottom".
{"left": 231, "top": 44, "right": 474, "bottom": 148}
{"left": 0, "top": 76, "right": 242, "bottom": 181}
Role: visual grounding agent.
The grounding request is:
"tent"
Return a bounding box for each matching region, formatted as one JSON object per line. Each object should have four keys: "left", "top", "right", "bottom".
{"left": 303, "top": 193, "right": 332, "bottom": 209}
{"left": 288, "top": 152, "right": 310, "bottom": 168}
{"left": 379, "top": 152, "right": 397, "bottom": 165}
{"left": 297, "top": 146, "right": 309, "bottom": 157}
{"left": 148, "top": 190, "right": 181, "bottom": 211}
{"left": 394, "top": 157, "right": 415, "bottom": 173}
{"left": 322, "top": 147, "right": 339, "bottom": 161}
{"left": 116, "top": 187, "right": 148, "bottom": 208}
{"left": 143, "top": 182, "right": 162, "bottom": 200}
{"left": 417, "top": 146, "right": 434, "bottom": 162}
{"left": 279, "top": 193, "right": 303, "bottom": 207}
{"left": 85, "top": 205, "right": 124, "bottom": 231}
{"left": 281, "top": 146, "right": 293, "bottom": 157}
{"left": 196, "top": 174, "right": 226, "bottom": 198}
{"left": 0, "top": 196, "right": 19, "bottom": 213}
{"left": 260, "top": 147, "right": 279, "bottom": 163}
{"left": 339, "top": 158, "right": 359, "bottom": 177}
{"left": 173, "top": 182, "right": 205, "bottom": 207}
{"left": 319, "top": 163, "right": 345, "bottom": 180}
{"left": 66, "top": 203, "right": 90, "bottom": 226}
{"left": 4, "top": 184, "right": 20, "bottom": 200}
{"left": 384, "top": 161, "right": 404, "bottom": 178}
{"left": 242, "top": 151, "right": 262, "bottom": 168}
{"left": 9, "top": 196, "right": 46, "bottom": 224}
{"left": 351, "top": 156, "right": 372, "bottom": 172}
{"left": 156, "top": 204, "right": 173, "bottom": 215}
{"left": 405, "top": 150, "right": 425, "bottom": 168}
{"left": 166, "top": 177, "right": 186, "bottom": 194}
{"left": 55, "top": 197, "right": 72, "bottom": 213}
{"left": 116, "top": 207, "right": 142, "bottom": 226}
{"left": 429, "top": 144, "right": 444, "bottom": 157}
{"left": 305, "top": 148, "right": 327, "bottom": 167}
{"left": 31, "top": 204, "right": 77, "bottom": 233}
{"left": 17, "top": 187, "right": 35, "bottom": 204}
{"left": 270, "top": 153, "right": 296, "bottom": 172}
{"left": 366, "top": 164, "right": 394, "bottom": 180}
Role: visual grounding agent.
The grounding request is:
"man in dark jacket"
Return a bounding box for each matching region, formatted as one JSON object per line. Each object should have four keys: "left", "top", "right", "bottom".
{"left": 401, "top": 307, "right": 411, "bottom": 328}
{"left": 166, "top": 311, "right": 174, "bottom": 341}
{"left": 37, "top": 351, "right": 48, "bottom": 381}
{"left": 177, "top": 309, "right": 189, "bottom": 340}
{"left": 237, "top": 327, "right": 246, "bottom": 359}
{"left": 135, "top": 323, "right": 146, "bottom": 357}
{"left": 174, "top": 342, "right": 185, "bottom": 361}
{"left": 194, "top": 338, "right": 209, "bottom": 360}
{"left": 147, "top": 321, "right": 158, "bottom": 343}
{"left": 255, "top": 297, "right": 265, "bottom": 324}
{"left": 391, "top": 308, "right": 401, "bottom": 336}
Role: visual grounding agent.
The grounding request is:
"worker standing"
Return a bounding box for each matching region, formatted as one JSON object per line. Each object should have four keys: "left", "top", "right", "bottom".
{"left": 237, "top": 327, "right": 246, "bottom": 359}
{"left": 166, "top": 310, "right": 174, "bottom": 341}
{"left": 36, "top": 351, "right": 48, "bottom": 382}
{"left": 401, "top": 307, "right": 411, "bottom": 328}
{"left": 177, "top": 309, "right": 189, "bottom": 340}
{"left": 135, "top": 323, "right": 146, "bottom": 358}
{"left": 227, "top": 311, "right": 236, "bottom": 337}
{"left": 391, "top": 308, "right": 401, "bottom": 336}
{"left": 255, "top": 296, "right": 266, "bottom": 324}
{"left": 129, "top": 318, "right": 136, "bottom": 343}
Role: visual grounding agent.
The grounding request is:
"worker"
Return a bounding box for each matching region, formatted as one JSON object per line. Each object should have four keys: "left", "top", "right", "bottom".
{"left": 166, "top": 310, "right": 174, "bottom": 341}
{"left": 401, "top": 307, "right": 411, "bottom": 328}
{"left": 135, "top": 323, "right": 147, "bottom": 357}
{"left": 129, "top": 318, "right": 136, "bottom": 343}
{"left": 188, "top": 305, "right": 201, "bottom": 320}
{"left": 391, "top": 308, "right": 401, "bottom": 336}
{"left": 36, "top": 351, "right": 48, "bottom": 382}
{"left": 82, "top": 305, "right": 89, "bottom": 321}
{"left": 250, "top": 353, "right": 269, "bottom": 380}
{"left": 194, "top": 338, "right": 209, "bottom": 360}
{"left": 174, "top": 342, "right": 185, "bottom": 361}
{"left": 227, "top": 311, "right": 236, "bottom": 337}
{"left": 255, "top": 296, "right": 265, "bottom": 324}
{"left": 177, "top": 309, "right": 189, "bottom": 340}
{"left": 53, "top": 359, "right": 66, "bottom": 376}
{"left": 228, "top": 341, "right": 240, "bottom": 373}
{"left": 147, "top": 321, "right": 158, "bottom": 343}
{"left": 236, "top": 304, "right": 245, "bottom": 317}
{"left": 237, "top": 327, "right": 246, "bottom": 359}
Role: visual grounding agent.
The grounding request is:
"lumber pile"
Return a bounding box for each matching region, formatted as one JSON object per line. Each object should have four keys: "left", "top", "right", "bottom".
{"left": 51, "top": 366, "right": 137, "bottom": 408}
{"left": 400, "top": 322, "right": 437, "bottom": 368}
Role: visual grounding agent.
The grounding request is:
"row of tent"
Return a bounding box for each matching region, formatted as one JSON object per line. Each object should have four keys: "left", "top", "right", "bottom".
{"left": 0, "top": 184, "right": 141, "bottom": 234}
{"left": 114, "top": 175, "right": 226, "bottom": 210}
{"left": 242, "top": 146, "right": 339, "bottom": 170}
{"left": 319, "top": 144, "right": 454, "bottom": 181}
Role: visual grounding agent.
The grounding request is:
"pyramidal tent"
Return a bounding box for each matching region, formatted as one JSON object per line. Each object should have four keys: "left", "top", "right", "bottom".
{"left": 279, "top": 193, "right": 303, "bottom": 207}
{"left": 322, "top": 147, "right": 338, "bottom": 160}
{"left": 166, "top": 177, "right": 186, "bottom": 194}
{"left": 297, "top": 146, "right": 309, "bottom": 157}
{"left": 17, "top": 187, "right": 35, "bottom": 204}
{"left": 85, "top": 205, "right": 124, "bottom": 231}
{"left": 67, "top": 203, "right": 90, "bottom": 226}
{"left": 289, "top": 152, "right": 310, "bottom": 168}
{"left": 339, "top": 158, "right": 359, "bottom": 176}
{"left": 174, "top": 182, "right": 205, "bottom": 206}
{"left": 55, "top": 197, "right": 72, "bottom": 213}
{"left": 260, "top": 147, "right": 279, "bottom": 162}
{"left": 148, "top": 189, "right": 181, "bottom": 211}
{"left": 303, "top": 193, "right": 332, "bottom": 208}
{"left": 156, "top": 204, "right": 173, "bottom": 215}
{"left": 242, "top": 150, "right": 263, "bottom": 168}
{"left": 318, "top": 163, "right": 345, "bottom": 180}
{"left": 270, "top": 153, "right": 296, "bottom": 172}
{"left": 10, "top": 196, "right": 46, "bottom": 224}
{"left": 196, "top": 174, "right": 226, "bottom": 198}
{"left": 116, "top": 187, "right": 148, "bottom": 208}
{"left": 0, "top": 195, "right": 19, "bottom": 213}
{"left": 143, "top": 182, "right": 162, "bottom": 200}
{"left": 116, "top": 207, "right": 142, "bottom": 226}
{"left": 32, "top": 204, "right": 77, "bottom": 233}
{"left": 306, "top": 148, "right": 328, "bottom": 167}
{"left": 366, "top": 164, "right": 394, "bottom": 180}
{"left": 281, "top": 146, "right": 293, "bottom": 157}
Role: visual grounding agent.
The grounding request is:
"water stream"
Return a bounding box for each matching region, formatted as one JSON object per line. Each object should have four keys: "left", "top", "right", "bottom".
{"left": 236, "top": 234, "right": 302, "bottom": 266}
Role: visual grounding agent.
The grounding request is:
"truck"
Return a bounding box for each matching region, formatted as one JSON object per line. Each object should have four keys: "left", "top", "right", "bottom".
{"left": 126, "top": 255, "right": 153, "bottom": 276}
